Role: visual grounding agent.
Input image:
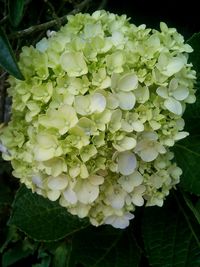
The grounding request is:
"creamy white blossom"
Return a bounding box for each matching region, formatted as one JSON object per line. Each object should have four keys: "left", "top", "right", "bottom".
{"left": 0, "top": 11, "right": 196, "bottom": 229}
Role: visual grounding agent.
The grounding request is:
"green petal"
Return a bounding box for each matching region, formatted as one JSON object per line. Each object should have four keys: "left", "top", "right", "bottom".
{"left": 60, "top": 51, "right": 88, "bottom": 77}
{"left": 106, "top": 52, "right": 124, "bottom": 73}
{"left": 34, "top": 147, "right": 55, "bottom": 161}
{"left": 156, "top": 86, "right": 168, "bottom": 99}
{"left": 134, "top": 85, "right": 149, "bottom": 103}
{"left": 74, "top": 95, "right": 90, "bottom": 115}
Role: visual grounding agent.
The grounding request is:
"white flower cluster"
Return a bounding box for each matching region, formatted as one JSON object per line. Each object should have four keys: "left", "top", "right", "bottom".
{"left": 0, "top": 11, "right": 196, "bottom": 228}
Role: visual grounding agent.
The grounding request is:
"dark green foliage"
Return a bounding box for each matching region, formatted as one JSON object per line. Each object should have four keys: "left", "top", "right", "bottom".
{"left": 0, "top": 27, "right": 24, "bottom": 80}
{"left": 8, "top": 0, "right": 25, "bottom": 27}
{"left": 142, "top": 196, "right": 200, "bottom": 267}
{"left": 187, "top": 33, "right": 200, "bottom": 78}
{"left": 174, "top": 136, "right": 200, "bottom": 195}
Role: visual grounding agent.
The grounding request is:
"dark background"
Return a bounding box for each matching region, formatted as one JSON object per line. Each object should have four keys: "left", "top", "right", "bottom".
{"left": 106, "top": 0, "right": 200, "bottom": 39}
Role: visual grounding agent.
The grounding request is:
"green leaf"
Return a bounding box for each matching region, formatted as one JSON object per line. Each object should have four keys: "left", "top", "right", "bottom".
{"left": 0, "top": 27, "right": 24, "bottom": 80}
{"left": 8, "top": 185, "right": 89, "bottom": 241}
{"left": 71, "top": 226, "right": 141, "bottom": 267}
{"left": 8, "top": 0, "right": 25, "bottom": 27}
{"left": 2, "top": 239, "right": 36, "bottom": 267}
{"left": 196, "top": 200, "right": 200, "bottom": 212}
{"left": 52, "top": 243, "right": 72, "bottom": 267}
{"left": 181, "top": 191, "right": 200, "bottom": 225}
{"left": 142, "top": 197, "right": 200, "bottom": 267}
{"left": 32, "top": 248, "right": 51, "bottom": 267}
{"left": 173, "top": 135, "right": 200, "bottom": 195}
{"left": 0, "top": 182, "right": 13, "bottom": 207}
{"left": 187, "top": 33, "right": 200, "bottom": 78}
{"left": 32, "top": 257, "right": 51, "bottom": 267}
{"left": 183, "top": 89, "right": 200, "bottom": 134}
{"left": 0, "top": 226, "right": 20, "bottom": 253}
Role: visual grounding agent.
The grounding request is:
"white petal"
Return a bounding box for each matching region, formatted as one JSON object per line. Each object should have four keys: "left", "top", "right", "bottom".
{"left": 32, "top": 175, "right": 43, "bottom": 188}
{"left": 106, "top": 93, "right": 119, "bottom": 109}
{"left": 111, "top": 217, "right": 129, "bottom": 228}
{"left": 174, "top": 131, "right": 189, "bottom": 140}
{"left": 118, "top": 177, "right": 135, "bottom": 193}
{"left": 111, "top": 73, "right": 120, "bottom": 91}
{"left": 119, "top": 171, "right": 143, "bottom": 193}
{"left": 89, "top": 175, "right": 104, "bottom": 185}
{"left": 121, "top": 120, "right": 133, "bottom": 132}
{"left": 132, "top": 121, "right": 144, "bottom": 132}
{"left": 131, "top": 194, "right": 144, "bottom": 206}
{"left": 156, "top": 86, "right": 168, "bottom": 99}
{"left": 164, "top": 97, "right": 182, "bottom": 115}
{"left": 132, "top": 185, "right": 146, "bottom": 206}
{"left": 129, "top": 171, "right": 144, "bottom": 187}
{"left": 140, "top": 148, "right": 158, "bottom": 162}
{"left": 80, "top": 164, "right": 89, "bottom": 178}
{"left": 36, "top": 38, "right": 48, "bottom": 52}
{"left": 113, "top": 136, "right": 136, "bottom": 152}
{"left": 74, "top": 203, "right": 90, "bottom": 218}
{"left": 169, "top": 78, "right": 178, "bottom": 90}
{"left": 134, "top": 85, "right": 149, "bottom": 103}
{"left": 34, "top": 147, "right": 55, "bottom": 161}
{"left": 76, "top": 182, "right": 99, "bottom": 204}
{"left": 91, "top": 93, "right": 106, "bottom": 113}
{"left": 172, "top": 86, "right": 189, "bottom": 101}
{"left": 117, "top": 92, "right": 136, "bottom": 110}
{"left": 118, "top": 151, "right": 137, "bottom": 175}
{"left": 117, "top": 73, "right": 138, "bottom": 91}
{"left": 74, "top": 95, "right": 90, "bottom": 115}
{"left": 47, "top": 176, "right": 68, "bottom": 190}
{"left": 0, "top": 144, "right": 8, "bottom": 154}
{"left": 63, "top": 188, "right": 77, "bottom": 204}
{"left": 104, "top": 213, "right": 134, "bottom": 229}
{"left": 149, "top": 120, "right": 161, "bottom": 130}
{"left": 47, "top": 190, "right": 60, "bottom": 201}
{"left": 143, "top": 131, "right": 158, "bottom": 141}
{"left": 111, "top": 31, "right": 124, "bottom": 46}
{"left": 162, "top": 57, "right": 184, "bottom": 76}
{"left": 110, "top": 195, "right": 125, "bottom": 209}
{"left": 185, "top": 94, "right": 196, "bottom": 103}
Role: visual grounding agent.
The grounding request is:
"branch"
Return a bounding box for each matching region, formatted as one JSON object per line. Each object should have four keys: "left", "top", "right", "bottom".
{"left": 9, "top": 0, "right": 92, "bottom": 39}
{"left": 0, "top": 15, "right": 8, "bottom": 25}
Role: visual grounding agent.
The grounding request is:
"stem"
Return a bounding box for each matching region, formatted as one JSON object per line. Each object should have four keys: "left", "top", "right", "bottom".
{"left": 9, "top": 0, "right": 92, "bottom": 39}
{"left": 0, "top": 15, "right": 8, "bottom": 25}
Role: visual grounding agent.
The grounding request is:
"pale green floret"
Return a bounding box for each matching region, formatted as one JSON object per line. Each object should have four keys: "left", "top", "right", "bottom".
{"left": 135, "top": 132, "right": 166, "bottom": 162}
{"left": 60, "top": 51, "right": 88, "bottom": 77}
{"left": 39, "top": 105, "right": 78, "bottom": 135}
{"left": 0, "top": 10, "right": 196, "bottom": 229}
{"left": 156, "top": 78, "right": 189, "bottom": 115}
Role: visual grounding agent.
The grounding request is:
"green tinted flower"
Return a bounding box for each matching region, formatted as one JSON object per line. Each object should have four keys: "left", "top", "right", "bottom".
{"left": 0, "top": 10, "right": 196, "bottom": 229}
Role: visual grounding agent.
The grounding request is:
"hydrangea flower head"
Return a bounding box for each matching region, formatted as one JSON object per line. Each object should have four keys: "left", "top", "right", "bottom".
{"left": 0, "top": 11, "right": 196, "bottom": 229}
